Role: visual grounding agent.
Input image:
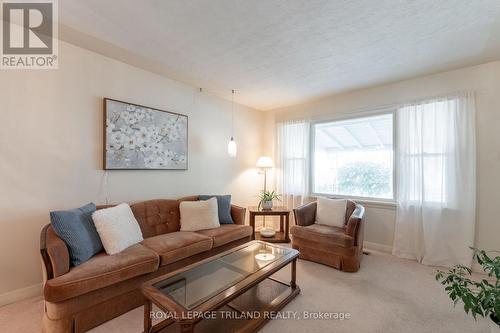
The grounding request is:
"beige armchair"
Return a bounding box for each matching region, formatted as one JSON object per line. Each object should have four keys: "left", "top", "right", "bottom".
{"left": 290, "top": 200, "right": 365, "bottom": 272}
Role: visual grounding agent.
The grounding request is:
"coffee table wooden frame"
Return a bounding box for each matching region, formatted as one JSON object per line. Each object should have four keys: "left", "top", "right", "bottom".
{"left": 141, "top": 241, "right": 300, "bottom": 333}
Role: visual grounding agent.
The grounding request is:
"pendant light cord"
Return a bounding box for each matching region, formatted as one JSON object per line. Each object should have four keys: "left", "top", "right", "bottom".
{"left": 231, "top": 89, "right": 235, "bottom": 137}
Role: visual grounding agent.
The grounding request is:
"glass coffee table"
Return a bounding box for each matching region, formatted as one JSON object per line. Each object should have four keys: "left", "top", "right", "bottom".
{"left": 141, "top": 241, "right": 300, "bottom": 333}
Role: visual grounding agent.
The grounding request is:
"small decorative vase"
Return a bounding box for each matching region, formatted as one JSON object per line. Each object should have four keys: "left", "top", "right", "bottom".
{"left": 261, "top": 200, "right": 273, "bottom": 210}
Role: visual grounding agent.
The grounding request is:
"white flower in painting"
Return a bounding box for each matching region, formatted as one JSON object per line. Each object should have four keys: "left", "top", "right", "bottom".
{"left": 110, "top": 131, "right": 125, "bottom": 147}
{"left": 147, "top": 126, "right": 160, "bottom": 141}
{"left": 106, "top": 142, "right": 118, "bottom": 152}
{"left": 136, "top": 127, "right": 152, "bottom": 141}
{"left": 120, "top": 111, "right": 131, "bottom": 122}
{"left": 123, "top": 136, "right": 138, "bottom": 150}
{"left": 126, "top": 104, "right": 135, "bottom": 112}
{"left": 178, "top": 155, "right": 186, "bottom": 164}
{"left": 106, "top": 120, "right": 115, "bottom": 134}
{"left": 159, "top": 126, "right": 168, "bottom": 137}
{"left": 135, "top": 109, "right": 146, "bottom": 121}
{"left": 120, "top": 126, "right": 134, "bottom": 136}
{"left": 127, "top": 114, "right": 138, "bottom": 125}
{"left": 138, "top": 141, "right": 152, "bottom": 152}
{"left": 164, "top": 149, "right": 174, "bottom": 160}
{"left": 144, "top": 156, "right": 157, "bottom": 168}
{"left": 152, "top": 142, "right": 163, "bottom": 153}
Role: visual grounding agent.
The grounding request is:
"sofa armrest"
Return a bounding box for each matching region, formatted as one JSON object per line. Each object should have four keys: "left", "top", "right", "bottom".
{"left": 40, "top": 224, "right": 70, "bottom": 280}
{"left": 231, "top": 205, "right": 246, "bottom": 225}
{"left": 346, "top": 204, "right": 365, "bottom": 238}
{"left": 293, "top": 202, "right": 316, "bottom": 226}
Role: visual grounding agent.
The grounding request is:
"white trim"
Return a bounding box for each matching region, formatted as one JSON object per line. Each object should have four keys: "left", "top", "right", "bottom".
{"left": 364, "top": 241, "right": 393, "bottom": 254}
{"left": 0, "top": 283, "right": 42, "bottom": 307}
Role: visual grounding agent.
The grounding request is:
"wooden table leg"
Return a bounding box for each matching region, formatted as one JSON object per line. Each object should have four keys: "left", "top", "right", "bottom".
{"left": 285, "top": 212, "right": 290, "bottom": 242}
{"left": 291, "top": 258, "right": 297, "bottom": 289}
{"left": 144, "top": 300, "right": 152, "bottom": 333}
{"left": 250, "top": 213, "right": 256, "bottom": 240}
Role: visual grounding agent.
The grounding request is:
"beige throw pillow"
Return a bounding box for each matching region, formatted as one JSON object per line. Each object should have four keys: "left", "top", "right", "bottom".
{"left": 91, "top": 203, "right": 144, "bottom": 255}
{"left": 316, "top": 197, "right": 347, "bottom": 228}
{"left": 180, "top": 197, "right": 220, "bottom": 231}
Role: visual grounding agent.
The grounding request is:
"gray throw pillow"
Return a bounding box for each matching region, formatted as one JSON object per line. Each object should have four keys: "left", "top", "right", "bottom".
{"left": 199, "top": 195, "right": 233, "bottom": 224}
{"left": 50, "top": 203, "right": 103, "bottom": 266}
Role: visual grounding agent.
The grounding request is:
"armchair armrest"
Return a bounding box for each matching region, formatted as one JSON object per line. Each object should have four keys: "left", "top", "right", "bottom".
{"left": 40, "top": 224, "right": 70, "bottom": 281}
{"left": 231, "top": 205, "right": 246, "bottom": 225}
{"left": 345, "top": 204, "right": 365, "bottom": 238}
{"left": 293, "top": 202, "right": 317, "bottom": 226}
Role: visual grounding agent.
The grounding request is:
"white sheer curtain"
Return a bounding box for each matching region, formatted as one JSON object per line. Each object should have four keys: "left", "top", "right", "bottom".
{"left": 392, "top": 92, "right": 476, "bottom": 268}
{"left": 276, "top": 120, "right": 310, "bottom": 210}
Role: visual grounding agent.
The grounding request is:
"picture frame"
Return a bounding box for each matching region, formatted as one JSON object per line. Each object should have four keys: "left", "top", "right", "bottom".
{"left": 103, "top": 98, "right": 188, "bottom": 170}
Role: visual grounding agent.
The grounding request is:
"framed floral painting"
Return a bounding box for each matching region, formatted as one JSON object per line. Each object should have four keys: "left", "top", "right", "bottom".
{"left": 103, "top": 98, "right": 188, "bottom": 170}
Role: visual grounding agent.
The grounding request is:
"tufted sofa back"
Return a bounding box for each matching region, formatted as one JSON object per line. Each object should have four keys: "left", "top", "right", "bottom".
{"left": 129, "top": 199, "right": 180, "bottom": 238}
{"left": 130, "top": 196, "right": 199, "bottom": 238}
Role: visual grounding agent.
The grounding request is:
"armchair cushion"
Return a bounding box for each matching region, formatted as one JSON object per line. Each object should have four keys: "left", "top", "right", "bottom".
{"left": 316, "top": 197, "right": 347, "bottom": 227}
{"left": 291, "top": 224, "right": 354, "bottom": 248}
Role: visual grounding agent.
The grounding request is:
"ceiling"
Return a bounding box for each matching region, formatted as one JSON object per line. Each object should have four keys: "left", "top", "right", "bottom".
{"left": 59, "top": 0, "right": 500, "bottom": 110}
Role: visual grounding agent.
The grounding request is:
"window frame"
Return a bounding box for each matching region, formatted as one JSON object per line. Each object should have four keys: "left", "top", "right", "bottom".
{"left": 309, "top": 109, "right": 397, "bottom": 204}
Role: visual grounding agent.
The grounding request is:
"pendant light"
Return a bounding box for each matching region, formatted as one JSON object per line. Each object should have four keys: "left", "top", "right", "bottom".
{"left": 227, "top": 89, "right": 237, "bottom": 157}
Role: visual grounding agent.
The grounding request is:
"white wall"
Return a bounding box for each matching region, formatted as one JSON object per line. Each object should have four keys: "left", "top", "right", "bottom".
{"left": 270, "top": 61, "right": 500, "bottom": 253}
{"left": 0, "top": 41, "right": 265, "bottom": 299}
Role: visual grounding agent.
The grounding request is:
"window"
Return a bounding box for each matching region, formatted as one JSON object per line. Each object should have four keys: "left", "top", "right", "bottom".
{"left": 311, "top": 113, "right": 394, "bottom": 200}
{"left": 277, "top": 121, "right": 309, "bottom": 196}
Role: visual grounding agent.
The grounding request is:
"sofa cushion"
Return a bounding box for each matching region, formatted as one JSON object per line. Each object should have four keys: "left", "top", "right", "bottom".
{"left": 50, "top": 203, "right": 103, "bottom": 266}
{"left": 92, "top": 203, "right": 144, "bottom": 255}
{"left": 199, "top": 195, "right": 233, "bottom": 224}
{"left": 142, "top": 231, "right": 213, "bottom": 266}
{"left": 44, "top": 243, "right": 159, "bottom": 302}
{"left": 196, "top": 224, "right": 252, "bottom": 247}
{"left": 179, "top": 198, "right": 220, "bottom": 231}
{"left": 290, "top": 224, "right": 354, "bottom": 248}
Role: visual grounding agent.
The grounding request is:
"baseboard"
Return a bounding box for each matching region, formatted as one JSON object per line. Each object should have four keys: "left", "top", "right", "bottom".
{"left": 0, "top": 283, "right": 42, "bottom": 307}
{"left": 364, "top": 241, "right": 393, "bottom": 254}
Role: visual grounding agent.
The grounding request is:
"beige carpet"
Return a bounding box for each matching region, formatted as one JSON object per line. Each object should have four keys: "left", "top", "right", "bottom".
{"left": 0, "top": 251, "right": 490, "bottom": 333}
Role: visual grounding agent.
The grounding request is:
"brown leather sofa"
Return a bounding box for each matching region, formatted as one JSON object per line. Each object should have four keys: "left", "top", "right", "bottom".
{"left": 290, "top": 200, "right": 365, "bottom": 272}
{"left": 40, "top": 196, "right": 252, "bottom": 333}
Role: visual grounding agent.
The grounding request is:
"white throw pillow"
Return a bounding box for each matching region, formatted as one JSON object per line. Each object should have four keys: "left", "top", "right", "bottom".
{"left": 180, "top": 197, "right": 220, "bottom": 231}
{"left": 91, "top": 203, "right": 144, "bottom": 255}
{"left": 316, "top": 197, "right": 347, "bottom": 228}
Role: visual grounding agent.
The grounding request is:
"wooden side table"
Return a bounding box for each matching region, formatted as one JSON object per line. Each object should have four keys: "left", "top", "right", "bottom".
{"left": 248, "top": 206, "right": 291, "bottom": 243}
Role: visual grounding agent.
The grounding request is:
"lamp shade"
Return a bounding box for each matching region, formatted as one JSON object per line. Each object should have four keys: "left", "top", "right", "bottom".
{"left": 228, "top": 137, "right": 237, "bottom": 157}
{"left": 256, "top": 156, "right": 273, "bottom": 168}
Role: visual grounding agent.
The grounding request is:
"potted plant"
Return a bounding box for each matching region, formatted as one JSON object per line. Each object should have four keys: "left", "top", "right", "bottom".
{"left": 436, "top": 249, "right": 499, "bottom": 332}
{"left": 258, "top": 190, "right": 281, "bottom": 210}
